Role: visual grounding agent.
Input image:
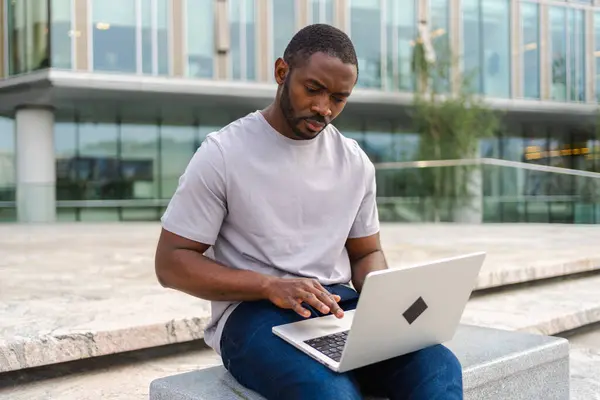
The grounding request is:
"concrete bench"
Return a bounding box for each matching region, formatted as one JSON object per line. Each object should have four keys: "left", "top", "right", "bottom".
{"left": 149, "top": 324, "right": 570, "bottom": 400}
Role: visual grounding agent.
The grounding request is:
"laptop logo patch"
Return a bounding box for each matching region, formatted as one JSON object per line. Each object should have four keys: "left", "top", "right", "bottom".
{"left": 403, "top": 296, "right": 428, "bottom": 325}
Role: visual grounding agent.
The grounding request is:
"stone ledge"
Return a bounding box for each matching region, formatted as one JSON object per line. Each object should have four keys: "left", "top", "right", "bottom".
{"left": 462, "top": 274, "right": 600, "bottom": 336}
{"left": 149, "top": 325, "right": 570, "bottom": 400}
{"left": 0, "top": 316, "right": 210, "bottom": 373}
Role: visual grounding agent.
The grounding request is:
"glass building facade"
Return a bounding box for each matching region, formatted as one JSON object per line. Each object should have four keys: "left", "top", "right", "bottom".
{"left": 1, "top": 0, "right": 600, "bottom": 224}
{"left": 3, "top": 0, "right": 599, "bottom": 101}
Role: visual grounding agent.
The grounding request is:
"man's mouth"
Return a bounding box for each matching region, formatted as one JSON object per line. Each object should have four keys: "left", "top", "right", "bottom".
{"left": 304, "top": 119, "right": 325, "bottom": 132}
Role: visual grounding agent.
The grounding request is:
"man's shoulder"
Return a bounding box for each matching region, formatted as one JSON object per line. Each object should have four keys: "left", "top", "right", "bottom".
{"left": 204, "top": 112, "right": 260, "bottom": 151}
{"left": 326, "top": 124, "right": 373, "bottom": 168}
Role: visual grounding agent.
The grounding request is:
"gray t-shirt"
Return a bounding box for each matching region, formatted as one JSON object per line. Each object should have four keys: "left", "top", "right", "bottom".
{"left": 161, "top": 110, "right": 380, "bottom": 354}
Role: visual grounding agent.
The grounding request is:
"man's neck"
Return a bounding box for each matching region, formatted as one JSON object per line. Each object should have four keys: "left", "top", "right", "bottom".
{"left": 261, "top": 104, "right": 297, "bottom": 140}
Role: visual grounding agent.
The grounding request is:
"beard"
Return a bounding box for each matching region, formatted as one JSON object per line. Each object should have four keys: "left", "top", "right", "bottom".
{"left": 279, "top": 75, "right": 327, "bottom": 140}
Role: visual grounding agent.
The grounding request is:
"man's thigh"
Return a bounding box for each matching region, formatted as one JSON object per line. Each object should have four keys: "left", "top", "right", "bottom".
{"left": 220, "top": 285, "right": 361, "bottom": 400}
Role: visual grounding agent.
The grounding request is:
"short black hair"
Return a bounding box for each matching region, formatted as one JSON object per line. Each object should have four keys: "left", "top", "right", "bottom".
{"left": 283, "top": 24, "right": 359, "bottom": 75}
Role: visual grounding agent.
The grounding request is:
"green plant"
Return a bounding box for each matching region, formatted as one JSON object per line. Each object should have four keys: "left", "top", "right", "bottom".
{"left": 410, "top": 25, "right": 499, "bottom": 222}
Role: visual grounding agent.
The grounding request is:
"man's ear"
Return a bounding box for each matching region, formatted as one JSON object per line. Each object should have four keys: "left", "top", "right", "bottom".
{"left": 274, "top": 58, "right": 289, "bottom": 85}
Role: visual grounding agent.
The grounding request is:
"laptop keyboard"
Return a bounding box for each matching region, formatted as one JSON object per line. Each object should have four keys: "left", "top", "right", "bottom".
{"left": 304, "top": 330, "right": 349, "bottom": 362}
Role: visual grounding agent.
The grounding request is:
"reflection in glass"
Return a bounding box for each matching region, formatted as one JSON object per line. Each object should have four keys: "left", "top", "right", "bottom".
{"left": 596, "top": 13, "right": 600, "bottom": 102}
{"left": 521, "top": 2, "right": 539, "bottom": 99}
{"left": 92, "top": 0, "right": 136, "bottom": 73}
{"left": 186, "top": 0, "right": 214, "bottom": 78}
{"left": 157, "top": 0, "right": 169, "bottom": 75}
{"left": 50, "top": 0, "right": 73, "bottom": 69}
{"left": 272, "top": 0, "right": 296, "bottom": 66}
{"left": 78, "top": 122, "right": 119, "bottom": 199}
{"left": 160, "top": 125, "right": 196, "bottom": 198}
{"left": 350, "top": 0, "right": 382, "bottom": 88}
{"left": 482, "top": 0, "right": 510, "bottom": 97}
{"left": 7, "top": 0, "right": 50, "bottom": 75}
{"left": 141, "top": 0, "right": 153, "bottom": 74}
{"left": 309, "top": 0, "right": 333, "bottom": 25}
{"left": 462, "top": 0, "right": 481, "bottom": 93}
{"left": 430, "top": 0, "right": 450, "bottom": 93}
{"left": 0, "top": 118, "right": 15, "bottom": 202}
{"left": 121, "top": 124, "right": 159, "bottom": 199}
{"left": 55, "top": 122, "right": 77, "bottom": 200}
{"left": 230, "top": 0, "right": 256, "bottom": 81}
{"left": 462, "top": 0, "right": 510, "bottom": 97}
{"left": 568, "top": 9, "right": 585, "bottom": 102}
{"left": 385, "top": 0, "right": 416, "bottom": 91}
{"left": 550, "top": 7, "right": 567, "bottom": 101}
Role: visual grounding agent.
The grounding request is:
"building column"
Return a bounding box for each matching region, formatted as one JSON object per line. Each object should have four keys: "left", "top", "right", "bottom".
{"left": 15, "top": 107, "right": 56, "bottom": 223}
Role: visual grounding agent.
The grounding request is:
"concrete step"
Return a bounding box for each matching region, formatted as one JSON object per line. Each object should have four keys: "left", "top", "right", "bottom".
{"left": 461, "top": 273, "right": 600, "bottom": 336}
{"left": 0, "top": 342, "right": 221, "bottom": 400}
{"left": 1, "top": 223, "right": 599, "bottom": 373}
{"left": 1, "top": 331, "right": 598, "bottom": 400}
{"left": 148, "top": 325, "right": 571, "bottom": 400}
{"left": 7, "top": 328, "right": 598, "bottom": 400}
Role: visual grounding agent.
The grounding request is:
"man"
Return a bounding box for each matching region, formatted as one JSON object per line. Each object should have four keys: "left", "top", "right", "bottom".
{"left": 155, "top": 24, "right": 462, "bottom": 400}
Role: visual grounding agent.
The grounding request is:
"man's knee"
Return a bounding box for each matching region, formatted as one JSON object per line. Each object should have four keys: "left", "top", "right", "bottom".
{"left": 420, "top": 344, "right": 463, "bottom": 378}
{"left": 282, "top": 373, "right": 361, "bottom": 400}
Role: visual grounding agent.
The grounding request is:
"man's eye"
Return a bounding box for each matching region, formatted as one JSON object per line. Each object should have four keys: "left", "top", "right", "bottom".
{"left": 306, "top": 87, "right": 319, "bottom": 93}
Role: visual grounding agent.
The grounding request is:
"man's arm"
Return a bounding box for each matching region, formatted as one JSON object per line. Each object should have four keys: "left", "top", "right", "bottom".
{"left": 345, "top": 232, "right": 388, "bottom": 293}
{"left": 155, "top": 228, "right": 275, "bottom": 302}
{"left": 155, "top": 228, "right": 344, "bottom": 318}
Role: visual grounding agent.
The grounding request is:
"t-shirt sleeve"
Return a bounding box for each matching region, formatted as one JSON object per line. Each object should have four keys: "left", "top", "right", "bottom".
{"left": 160, "top": 136, "right": 227, "bottom": 245}
{"left": 348, "top": 157, "right": 380, "bottom": 239}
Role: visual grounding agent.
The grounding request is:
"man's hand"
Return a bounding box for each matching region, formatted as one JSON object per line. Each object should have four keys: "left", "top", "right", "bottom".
{"left": 264, "top": 277, "right": 345, "bottom": 319}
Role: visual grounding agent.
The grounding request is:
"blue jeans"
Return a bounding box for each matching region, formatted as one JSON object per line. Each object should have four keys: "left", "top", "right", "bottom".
{"left": 220, "top": 284, "right": 463, "bottom": 400}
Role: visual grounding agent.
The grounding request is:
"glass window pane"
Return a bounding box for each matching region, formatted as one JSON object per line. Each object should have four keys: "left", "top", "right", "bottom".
{"left": 462, "top": 0, "right": 481, "bottom": 93}
{"left": 78, "top": 122, "right": 120, "bottom": 200}
{"left": 272, "top": 0, "right": 296, "bottom": 63}
{"left": 230, "top": 0, "right": 256, "bottom": 81}
{"left": 521, "top": 2, "right": 539, "bottom": 99}
{"left": 596, "top": 13, "right": 600, "bottom": 102}
{"left": 157, "top": 0, "right": 169, "bottom": 75}
{"left": 141, "top": 0, "right": 153, "bottom": 74}
{"left": 92, "top": 0, "right": 137, "bottom": 73}
{"left": 430, "top": 0, "right": 450, "bottom": 93}
{"left": 121, "top": 124, "right": 159, "bottom": 199}
{"left": 8, "top": 0, "right": 50, "bottom": 75}
{"left": 568, "top": 9, "right": 585, "bottom": 102}
{"left": 160, "top": 125, "right": 196, "bottom": 198}
{"left": 386, "top": 0, "right": 416, "bottom": 91}
{"left": 186, "top": 0, "right": 214, "bottom": 78}
{"left": 350, "top": 0, "right": 382, "bottom": 89}
{"left": 309, "top": 0, "right": 334, "bottom": 24}
{"left": 0, "top": 118, "right": 15, "bottom": 202}
{"left": 55, "top": 121, "right": 78, "bottom": 200}
{"left": 334, "top": 116, "right": 364, "bottom": 147}
{"left": 364, "top": 121, "right": 394, "bottom": 163}
{"left": 481, "top": 0, "right": 510, "bottom": 98}
{"left": 50, "top": 0, "right": 72, "bottom": 69}
{"left": 550, "top": 7, "right": 567, "bottom": 101}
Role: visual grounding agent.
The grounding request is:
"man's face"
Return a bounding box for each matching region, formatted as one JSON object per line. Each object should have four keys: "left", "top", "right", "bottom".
{"left": 275, "top": 52, "right": 357, "bottom": 140}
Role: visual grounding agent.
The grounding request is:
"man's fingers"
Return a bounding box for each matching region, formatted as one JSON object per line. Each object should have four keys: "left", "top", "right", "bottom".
{"left": 286, "top": 296, "right": 311, "bottom": 318}
{"left": 316, "top": 290, "right": 344, "bottom": 318}
{"left": 308, "top": 283, "right": 344, "bottom": 318}
{"left": 300, "top": 291, "right": 331, "bottom": 315}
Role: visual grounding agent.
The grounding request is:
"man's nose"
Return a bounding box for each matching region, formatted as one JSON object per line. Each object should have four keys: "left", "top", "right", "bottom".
{"left": 311, "top": 97, "right": 332, "bottom": 117}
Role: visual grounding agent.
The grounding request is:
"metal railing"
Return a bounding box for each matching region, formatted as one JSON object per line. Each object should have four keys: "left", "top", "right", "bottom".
{"left": 374, "top": 158, "right": 600, "bottom": 179}
{"left": 373, "top": 158, "right": 600, "bottom": 224}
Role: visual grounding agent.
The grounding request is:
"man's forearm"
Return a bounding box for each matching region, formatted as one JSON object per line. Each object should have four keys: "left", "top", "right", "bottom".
{"left": 351, "top": 250, "right": 388, "bottom": 293}
{"left": 156, "top": 247, "right": 275, "bottom": 302}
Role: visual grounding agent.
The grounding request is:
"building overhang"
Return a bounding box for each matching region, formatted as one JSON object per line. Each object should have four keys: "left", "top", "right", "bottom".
{"left": 0, "top": 69, "right": 598, "bottom": 124}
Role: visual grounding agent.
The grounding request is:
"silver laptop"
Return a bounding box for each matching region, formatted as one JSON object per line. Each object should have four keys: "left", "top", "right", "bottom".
{"left": 272, "top": 252, "right": 486, "bottom": 373}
